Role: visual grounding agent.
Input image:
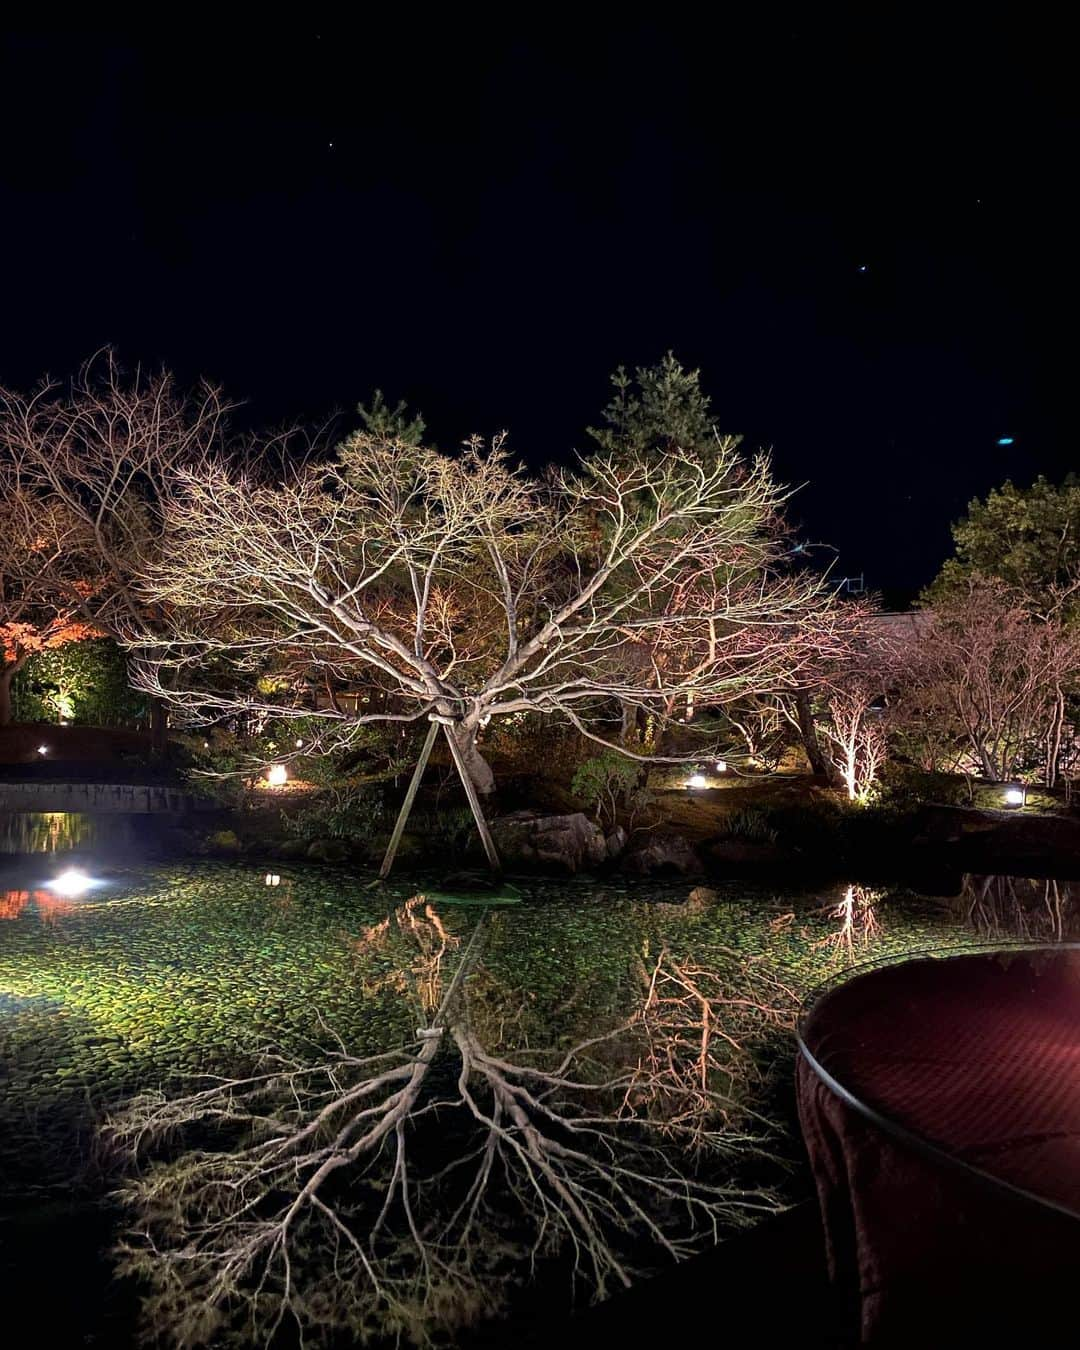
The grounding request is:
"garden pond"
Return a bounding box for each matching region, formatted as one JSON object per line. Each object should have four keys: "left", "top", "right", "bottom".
{"left": 2, "top": 812, "right": 1079, "bottom": 1344}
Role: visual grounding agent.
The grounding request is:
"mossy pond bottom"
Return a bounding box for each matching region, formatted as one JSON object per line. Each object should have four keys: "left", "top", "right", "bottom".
{"left": 2, "top": 858, "right": 1077, "bottom": 1345}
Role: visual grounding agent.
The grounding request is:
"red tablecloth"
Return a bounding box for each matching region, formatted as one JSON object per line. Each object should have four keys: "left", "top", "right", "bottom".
{"left": 798, "top": 948, "right": 1080, "bottom": 1344}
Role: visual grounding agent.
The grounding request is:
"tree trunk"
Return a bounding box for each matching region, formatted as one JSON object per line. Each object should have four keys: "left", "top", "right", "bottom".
{"left": 451, "top": 724, "right": 495, "bottom": 796}
{"left": 0, "top": 666, "right": 13, "bottom": 728}
{"left": 1046, "top": 687, "right": 1066, "bottom": 789}
{"left": 149, "top": 697, "right": 169, "bottom": 754}
{"left": 793, "top": 688, "right": 835, "bottom": 783}
{"left": 0, "top": 652, "right": 29, "bottom": 728}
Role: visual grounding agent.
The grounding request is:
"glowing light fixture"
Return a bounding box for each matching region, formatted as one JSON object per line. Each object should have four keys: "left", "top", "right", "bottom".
{"left": 267, "top": 764, "right": 288, "bottom": 787}
{"left": 687, "top": 773, "right": 708, "bottom": 789}
{"left": 265, "top": 873, "right": 281, "bottom": 887}
{"left": 997, "top": 436, "right": 1015, "bottom": 446}
{"left": 37, "top": 744, "right": 48, "bottom": 755}
{"left": 48, "top": 868, "right": 93, "bottom": 897}
{"left": 1004, "top": 786, "right": 1026, "bottom": 806}
{"left": 715, "top": 760, "right": 727, "bottom": 773}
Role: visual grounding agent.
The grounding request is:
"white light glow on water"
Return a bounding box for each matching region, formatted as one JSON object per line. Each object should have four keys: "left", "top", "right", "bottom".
{"left": 47, "top": 868, "right": 95, "bottom": 897}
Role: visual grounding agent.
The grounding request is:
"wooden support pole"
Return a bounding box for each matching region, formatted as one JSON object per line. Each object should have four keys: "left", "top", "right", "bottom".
{"left": 442, "top": 723, "right": 503, "bottom": 877}
{"left": 378, "top": 719, "right": 440, "bottom": 880}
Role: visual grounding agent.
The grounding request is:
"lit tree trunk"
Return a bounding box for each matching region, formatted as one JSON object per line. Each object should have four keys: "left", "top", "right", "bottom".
{"left": 1046, "top": 686, "right": 1066, "bottom": 788}
{"left": 378, "top": 720, "right": 501, "bottom": 879}
{"left": 451, "top": 722, "right": 495, "bottom": 797}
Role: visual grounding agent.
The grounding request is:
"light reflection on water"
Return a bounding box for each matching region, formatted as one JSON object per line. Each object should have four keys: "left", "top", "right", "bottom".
{"left": 0, "top": 888, "right": 80, "bottom": 925}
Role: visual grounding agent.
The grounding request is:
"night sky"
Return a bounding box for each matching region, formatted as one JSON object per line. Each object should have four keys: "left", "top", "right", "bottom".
{"left": 2, "top": 16, "right": 1074, "bottom": 603}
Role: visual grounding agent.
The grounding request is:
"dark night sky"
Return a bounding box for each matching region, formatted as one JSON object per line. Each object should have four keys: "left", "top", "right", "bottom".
{"left": 1, "top": 15, "right": 1075, "bottom": 603}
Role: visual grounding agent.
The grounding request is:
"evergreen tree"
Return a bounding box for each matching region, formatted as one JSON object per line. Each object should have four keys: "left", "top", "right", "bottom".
{"left": 587, "top": 353, "right": 736, "bottom": 459}
{"left": 356, "top": 389, "right": 426, "bottom": 446}
{"left": 926, "top": 474, "right": 1080, "bottom": 616}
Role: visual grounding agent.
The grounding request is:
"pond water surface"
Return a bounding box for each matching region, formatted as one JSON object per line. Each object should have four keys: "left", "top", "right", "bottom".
{"left": 1, "top": 816, "right": 1077, "bottom": 1345}
{"left": 1, "top": 855, "right": 1062, "bottom": 1185}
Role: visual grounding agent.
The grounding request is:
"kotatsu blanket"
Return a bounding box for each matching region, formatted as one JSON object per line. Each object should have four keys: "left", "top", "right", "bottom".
{"left": 797, "top": 949, "right": 1080, "bottom": 1344}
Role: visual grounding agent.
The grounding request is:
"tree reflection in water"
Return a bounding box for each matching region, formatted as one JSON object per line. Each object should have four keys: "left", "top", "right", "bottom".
{"left": 0, "top": 811, "right": 96, "bottom": 855}
{"left": 107, "top": 894, "right": 796, "bottom": 1348}
{"left": 953, "top": 874, "right": 1080, "bottom": 942}
{"left": 817, "top": 884, "right": 883, "bottom": 960}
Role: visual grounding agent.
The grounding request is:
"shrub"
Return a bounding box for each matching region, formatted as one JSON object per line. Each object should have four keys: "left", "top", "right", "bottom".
{"left": 285, "top": 787, "right": 386, "bottom": 844}
{"left": 571, "top": 752, "right": 653, "bottom": 829}
{"left": 12, "top": 637, "right": 147, "bottom": 727}
{"left": 717, "top": 807, "right": 779, "bottom": 846}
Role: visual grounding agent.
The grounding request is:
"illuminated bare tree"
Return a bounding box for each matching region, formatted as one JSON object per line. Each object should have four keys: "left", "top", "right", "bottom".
{"left": 891, "top": 579, "right": 1080, "bottom": 785}
{"left": 120, "top": 422, "right": 845, "bottom": 864}
{"left": 106, "top": 898, "right": 789, "bottom": 1348}
{"left": 722, "top": 695, "right": 791, "bottom": 771}
{"left": 818, "top": 678, "right": 888, "bottom": 802}
{"left": 0, "top": 351, "right": 232, "bottom": 747}
{"left": 721, "top": 597, "right": 890, "bottom": 789}
{"left": 632, "top": 947, "right": 798, "bottom": 1154}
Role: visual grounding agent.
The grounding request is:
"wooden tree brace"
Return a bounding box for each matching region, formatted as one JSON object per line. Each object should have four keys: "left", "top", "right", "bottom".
{"left": 442, "top": 722, "right": 503, "bottom": 877}
{"left": 377, "top": 719, "right": 503, "bottom": 880}
{"left": 378, "top": 719, "right": 439, "bottom": 879}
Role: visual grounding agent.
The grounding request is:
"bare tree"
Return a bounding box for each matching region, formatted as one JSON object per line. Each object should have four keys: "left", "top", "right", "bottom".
{"left": 818, "top": 677, "right": 889, "bottom": 802}
{"left": 733, "top": 596, "right": 888, "bottom": 790}
{"left": 891, "top": 579, "right": 1080, "bottom": 785}
{"left": 0, "top": 351, "right": 233, "bottom": 748}
{"left": 118, "top": 425, "right": 845, "bottom": 862}
{"left": 722, "top": 695, "right": 791, "bottom": 772}
{"left": 106, "top": 897, "right": 791, "bottom": 1348}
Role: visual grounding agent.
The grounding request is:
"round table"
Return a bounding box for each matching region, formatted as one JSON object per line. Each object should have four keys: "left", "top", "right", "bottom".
{"left": 798, "top": 945, "right": 1080, "bottom": 1344}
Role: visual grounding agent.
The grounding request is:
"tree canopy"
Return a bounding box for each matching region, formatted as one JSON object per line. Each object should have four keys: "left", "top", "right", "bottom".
{"left": 124, "top": 360, "right": 840, "bottom": 794}
{"left": 926, "top": 474, "right": 1080, "bottom": 615}
{"left": 587, "top": 352, "right": 728, "bottom": 459}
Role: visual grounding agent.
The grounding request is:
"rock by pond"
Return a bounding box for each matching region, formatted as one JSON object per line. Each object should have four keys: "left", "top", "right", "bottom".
{"left": 623, "top": 832, "right": 704, "bottom": 877}
{"left": 490, "top": 810, "right": 608, "bottom": 874}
